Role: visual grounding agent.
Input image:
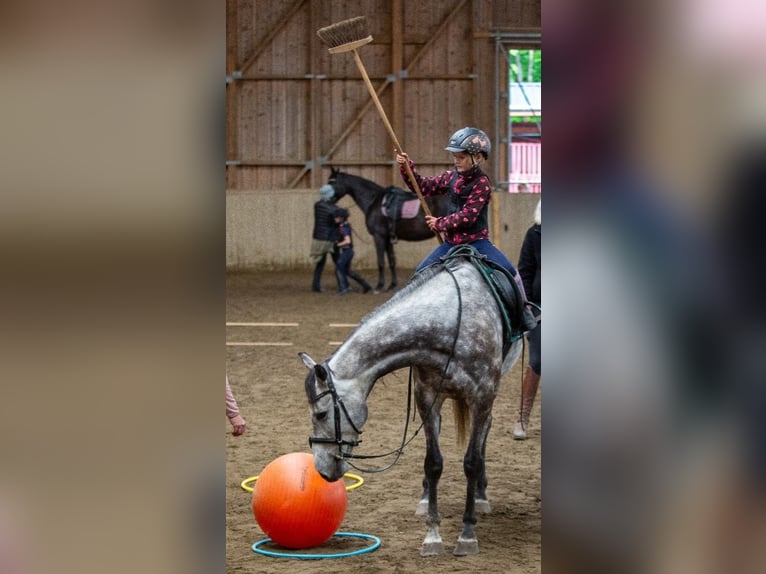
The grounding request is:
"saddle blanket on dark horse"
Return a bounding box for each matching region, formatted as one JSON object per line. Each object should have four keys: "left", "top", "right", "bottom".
{"left": 381, "top": 186, "right": 420, "bottom": 220}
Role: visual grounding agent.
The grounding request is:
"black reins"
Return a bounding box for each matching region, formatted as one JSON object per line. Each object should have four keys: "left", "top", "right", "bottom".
{"left": 307, "top": 265, "right": 463, "bottom": 474}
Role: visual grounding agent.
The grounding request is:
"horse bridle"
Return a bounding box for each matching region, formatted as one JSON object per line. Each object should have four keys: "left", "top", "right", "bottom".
{"left": 307, "top": 364, "right": 363, "bottom": 458}
{"left": 306, "top": 361, "right": 416, "bottom": 474}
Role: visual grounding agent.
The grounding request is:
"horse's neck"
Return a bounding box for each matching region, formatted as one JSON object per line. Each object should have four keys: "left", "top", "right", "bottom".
{"left": 328, "top": 280, "right": 455, "bottom": 394}
{"left": 342, "top": 177, "right": 381, "bottom": 214}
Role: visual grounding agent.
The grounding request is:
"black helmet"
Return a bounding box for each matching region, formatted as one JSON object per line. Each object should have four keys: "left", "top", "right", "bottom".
{"left": 444, "top": 127, "right": 491, "bottom": 157}
{"left": 335, "top": 207, "right": 349, "bottom": 219}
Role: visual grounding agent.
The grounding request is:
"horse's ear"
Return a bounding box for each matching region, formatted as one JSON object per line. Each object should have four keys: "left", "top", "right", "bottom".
{"left": 330, "top": 166, "right": 339, "bottom": 176}
{"left": 299, "top": 352, "right": 328, "bottom": 382}
{"left": 299, "top": 352, "right": 316, "bottom": 370}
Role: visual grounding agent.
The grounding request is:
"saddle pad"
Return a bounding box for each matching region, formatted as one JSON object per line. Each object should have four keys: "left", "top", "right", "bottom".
{"left": 399, "top": 199, "right": 421, "bottom": 219}
{"left": 381, "top": 198, "right": 421, "bottom": 219}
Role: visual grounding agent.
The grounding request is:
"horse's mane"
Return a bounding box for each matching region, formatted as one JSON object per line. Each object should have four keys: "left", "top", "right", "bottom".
{"left": 333, "top": 170, "right": 385, "bottom": 194}
{"left": 323, "top": 264, "right": 447, "bottom": 364}
{"left": 358, "top": 263, "right": 446, "bottom": 327}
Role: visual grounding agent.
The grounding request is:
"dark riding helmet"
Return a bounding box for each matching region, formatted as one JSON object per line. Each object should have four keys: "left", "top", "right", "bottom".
{"left": 444, "top": 127, "right": 491, "bottom": 158}
{"left": 335, "top": 207, "right": 349, "bottom": 219}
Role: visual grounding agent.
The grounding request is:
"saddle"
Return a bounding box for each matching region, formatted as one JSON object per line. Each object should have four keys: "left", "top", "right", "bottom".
{"left": 439, "top": 245, "right": 540, "bottom": 357}
{"left": 381, "top": 186, "right": 420, "bottom": 242}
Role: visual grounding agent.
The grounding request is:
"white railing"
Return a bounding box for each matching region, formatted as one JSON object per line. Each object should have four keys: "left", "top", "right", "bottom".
{"left": 507, "top": 142, "right": 541, "bottom": 193}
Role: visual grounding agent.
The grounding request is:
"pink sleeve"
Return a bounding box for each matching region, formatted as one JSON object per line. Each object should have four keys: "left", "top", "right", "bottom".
{"left": 225, "top": 375, "right": 240, "bottom": 419}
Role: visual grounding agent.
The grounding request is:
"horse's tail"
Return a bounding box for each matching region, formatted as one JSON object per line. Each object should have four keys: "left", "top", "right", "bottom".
{"left": 452, "top": 398, "right": 469, "bottom": 447}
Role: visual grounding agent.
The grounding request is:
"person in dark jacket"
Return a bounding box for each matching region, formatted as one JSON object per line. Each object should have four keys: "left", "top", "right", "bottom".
{"left": 514, "top": 199, "right": 541, "bottom": 440}
{"left": 310, "top": 184, "right": 343, "bottom": 292}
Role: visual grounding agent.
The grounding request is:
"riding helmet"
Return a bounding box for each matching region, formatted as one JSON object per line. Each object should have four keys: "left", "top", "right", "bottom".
{"left": 445, "top": 127, "right": 491, "bottom": 158}
{"left": 319, "top": 184, "right": 335, "bottom": 200}
{"left": 335, "top": 207, "right": 349, "bottom": 219}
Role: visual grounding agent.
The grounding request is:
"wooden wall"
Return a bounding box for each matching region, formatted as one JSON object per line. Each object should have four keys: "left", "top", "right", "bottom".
{"left": 226, "top": 0, "right": 541, "bottom": 192}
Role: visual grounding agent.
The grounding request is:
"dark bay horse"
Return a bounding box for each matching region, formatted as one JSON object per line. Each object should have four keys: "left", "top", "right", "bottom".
{"left": 300, "top": 251, "right": 524, "bottom": 556}
{"left": 328, "top": 167, "right": 451, "bottom": 291}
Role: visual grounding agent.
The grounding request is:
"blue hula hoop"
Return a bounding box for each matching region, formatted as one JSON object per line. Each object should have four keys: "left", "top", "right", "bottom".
{"left": 251, "top": 531, "right": 381, "bottom": 559}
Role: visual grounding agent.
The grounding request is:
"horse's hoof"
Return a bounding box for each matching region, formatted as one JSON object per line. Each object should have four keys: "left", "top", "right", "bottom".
{"left": 415, "top": 499, "right": 428, "bottom": 516}
{"left": 453, "top": 537, "right": 479, "bottom": 556}
{"left": 475, "top": 498, "right": 491, "bottom": 514}
{"left": 420, "top": 539, "right": 443, "bottom": 556}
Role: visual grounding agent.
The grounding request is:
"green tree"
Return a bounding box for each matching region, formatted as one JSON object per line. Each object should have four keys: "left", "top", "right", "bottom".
{"left": 509, "top": 49, "right": 541, "bottom": 83}
{"left": 509, "top": 49, "right": 541, "bottom": 124}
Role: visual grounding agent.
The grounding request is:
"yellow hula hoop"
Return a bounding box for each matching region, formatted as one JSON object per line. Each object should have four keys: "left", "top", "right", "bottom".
{"left": 343, "top": 472, "right": 364, "bottom": 491}
{"left": 240, "top": 476, "right": 259, "bottom": 492}
{"left": 240, "top": 472, "right": 364, "bottom": 493}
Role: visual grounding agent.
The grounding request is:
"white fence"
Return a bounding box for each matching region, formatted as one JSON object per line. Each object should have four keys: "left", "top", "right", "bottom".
{"left": 508, "top": 142, "right": 541, "bottom": 193}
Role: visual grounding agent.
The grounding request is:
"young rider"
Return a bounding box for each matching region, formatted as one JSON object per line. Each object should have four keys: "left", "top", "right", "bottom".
{"left": 395, "top": 126, "right": 515, "bottom": 273}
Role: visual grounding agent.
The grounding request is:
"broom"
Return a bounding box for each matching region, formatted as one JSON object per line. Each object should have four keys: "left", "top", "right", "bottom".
{"left": 317, "top": 16, "right": 443, "bottom": 244}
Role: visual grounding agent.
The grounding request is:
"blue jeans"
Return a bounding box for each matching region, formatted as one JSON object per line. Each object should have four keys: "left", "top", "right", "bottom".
{"left": 335, "top": 247, "right": 372, "bottom": 292}
{"left": 416, "top": 239, "right": 517, "bottom": 275}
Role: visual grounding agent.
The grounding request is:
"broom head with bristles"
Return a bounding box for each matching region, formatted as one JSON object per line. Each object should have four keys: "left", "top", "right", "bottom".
{"left": 317, "top": 16, "right": 373, "bottom": 54}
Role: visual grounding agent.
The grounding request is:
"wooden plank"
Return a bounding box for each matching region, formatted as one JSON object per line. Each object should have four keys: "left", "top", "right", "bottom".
{"left": 226, "top": 322, "right": 300, "bottom": 327}
{"left": 392, "top": 0, "right": 403, "bottom": 165}
{"left": 226, "top": 0, "right": 240, "bottom": 188}
{"left": 239, "top": 0, "right": 307, "bottom": 75}
{"left": 226, "top": 342, "right": 294, "bottom": 347}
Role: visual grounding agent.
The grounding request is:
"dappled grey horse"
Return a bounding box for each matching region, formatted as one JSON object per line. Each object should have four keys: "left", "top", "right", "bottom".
{"left": 300, "top": 253, "right": 523, "bottom": 556}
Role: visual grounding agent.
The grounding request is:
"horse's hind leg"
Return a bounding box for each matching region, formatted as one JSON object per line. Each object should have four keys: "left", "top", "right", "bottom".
{"left": 474, "top": 414, "right": 492, "bottom": 514}
{"left": 385, "top": 240, "right": 397, "bottom": 290}
{"left": 373, "top": 236, "right": 387, "bottom": 291}
{"left": 454, "top": 413, "right": 493, "bottom": 556}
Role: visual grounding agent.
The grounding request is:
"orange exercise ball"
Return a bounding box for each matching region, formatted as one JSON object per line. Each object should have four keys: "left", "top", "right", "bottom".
{"left": 251, "top": 452, "right": 348, "bottom": 549}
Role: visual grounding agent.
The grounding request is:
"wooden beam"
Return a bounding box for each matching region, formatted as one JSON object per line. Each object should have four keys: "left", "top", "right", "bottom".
{"left": 309, "top": 0, "right": 321, "bottom": 189}
{"left": 226, "top": 0, "right": 239, "bottom": 189}
{"left": 392, "top": 0, "right": 404, "bottom": 174}
{"left": 232, "top": 74, "right": 477, "bottom": 81}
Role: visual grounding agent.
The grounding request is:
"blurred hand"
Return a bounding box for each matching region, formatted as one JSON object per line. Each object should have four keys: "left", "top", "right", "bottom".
{"left": 395, "top": 152, "right": 409, "bottom": 164}
{"left": 425, "top": 215, "right": 439, "bottom": 231}
{"left": 229, "top": 414, "right": 246, "bottom": 436}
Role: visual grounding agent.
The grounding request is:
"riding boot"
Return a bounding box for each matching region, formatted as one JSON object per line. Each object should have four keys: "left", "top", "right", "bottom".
{"left": 513, "top": 366, "right": 541, "bottom": 440}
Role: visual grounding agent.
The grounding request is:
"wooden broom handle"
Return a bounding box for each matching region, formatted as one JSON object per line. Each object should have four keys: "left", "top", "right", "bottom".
{"left": 351, "top": 50, "right": 443, "bottom": 244}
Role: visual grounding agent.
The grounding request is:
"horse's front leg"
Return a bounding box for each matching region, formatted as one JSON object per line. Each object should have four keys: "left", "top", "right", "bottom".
{"left": 416, "top": 412, "right": 442, "bottom": 516}
{"left": 415, "top": 391, "right": 444, "bottom": 556}
{"left": 454, "top": 414, "right": 492, "bottom": 556}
